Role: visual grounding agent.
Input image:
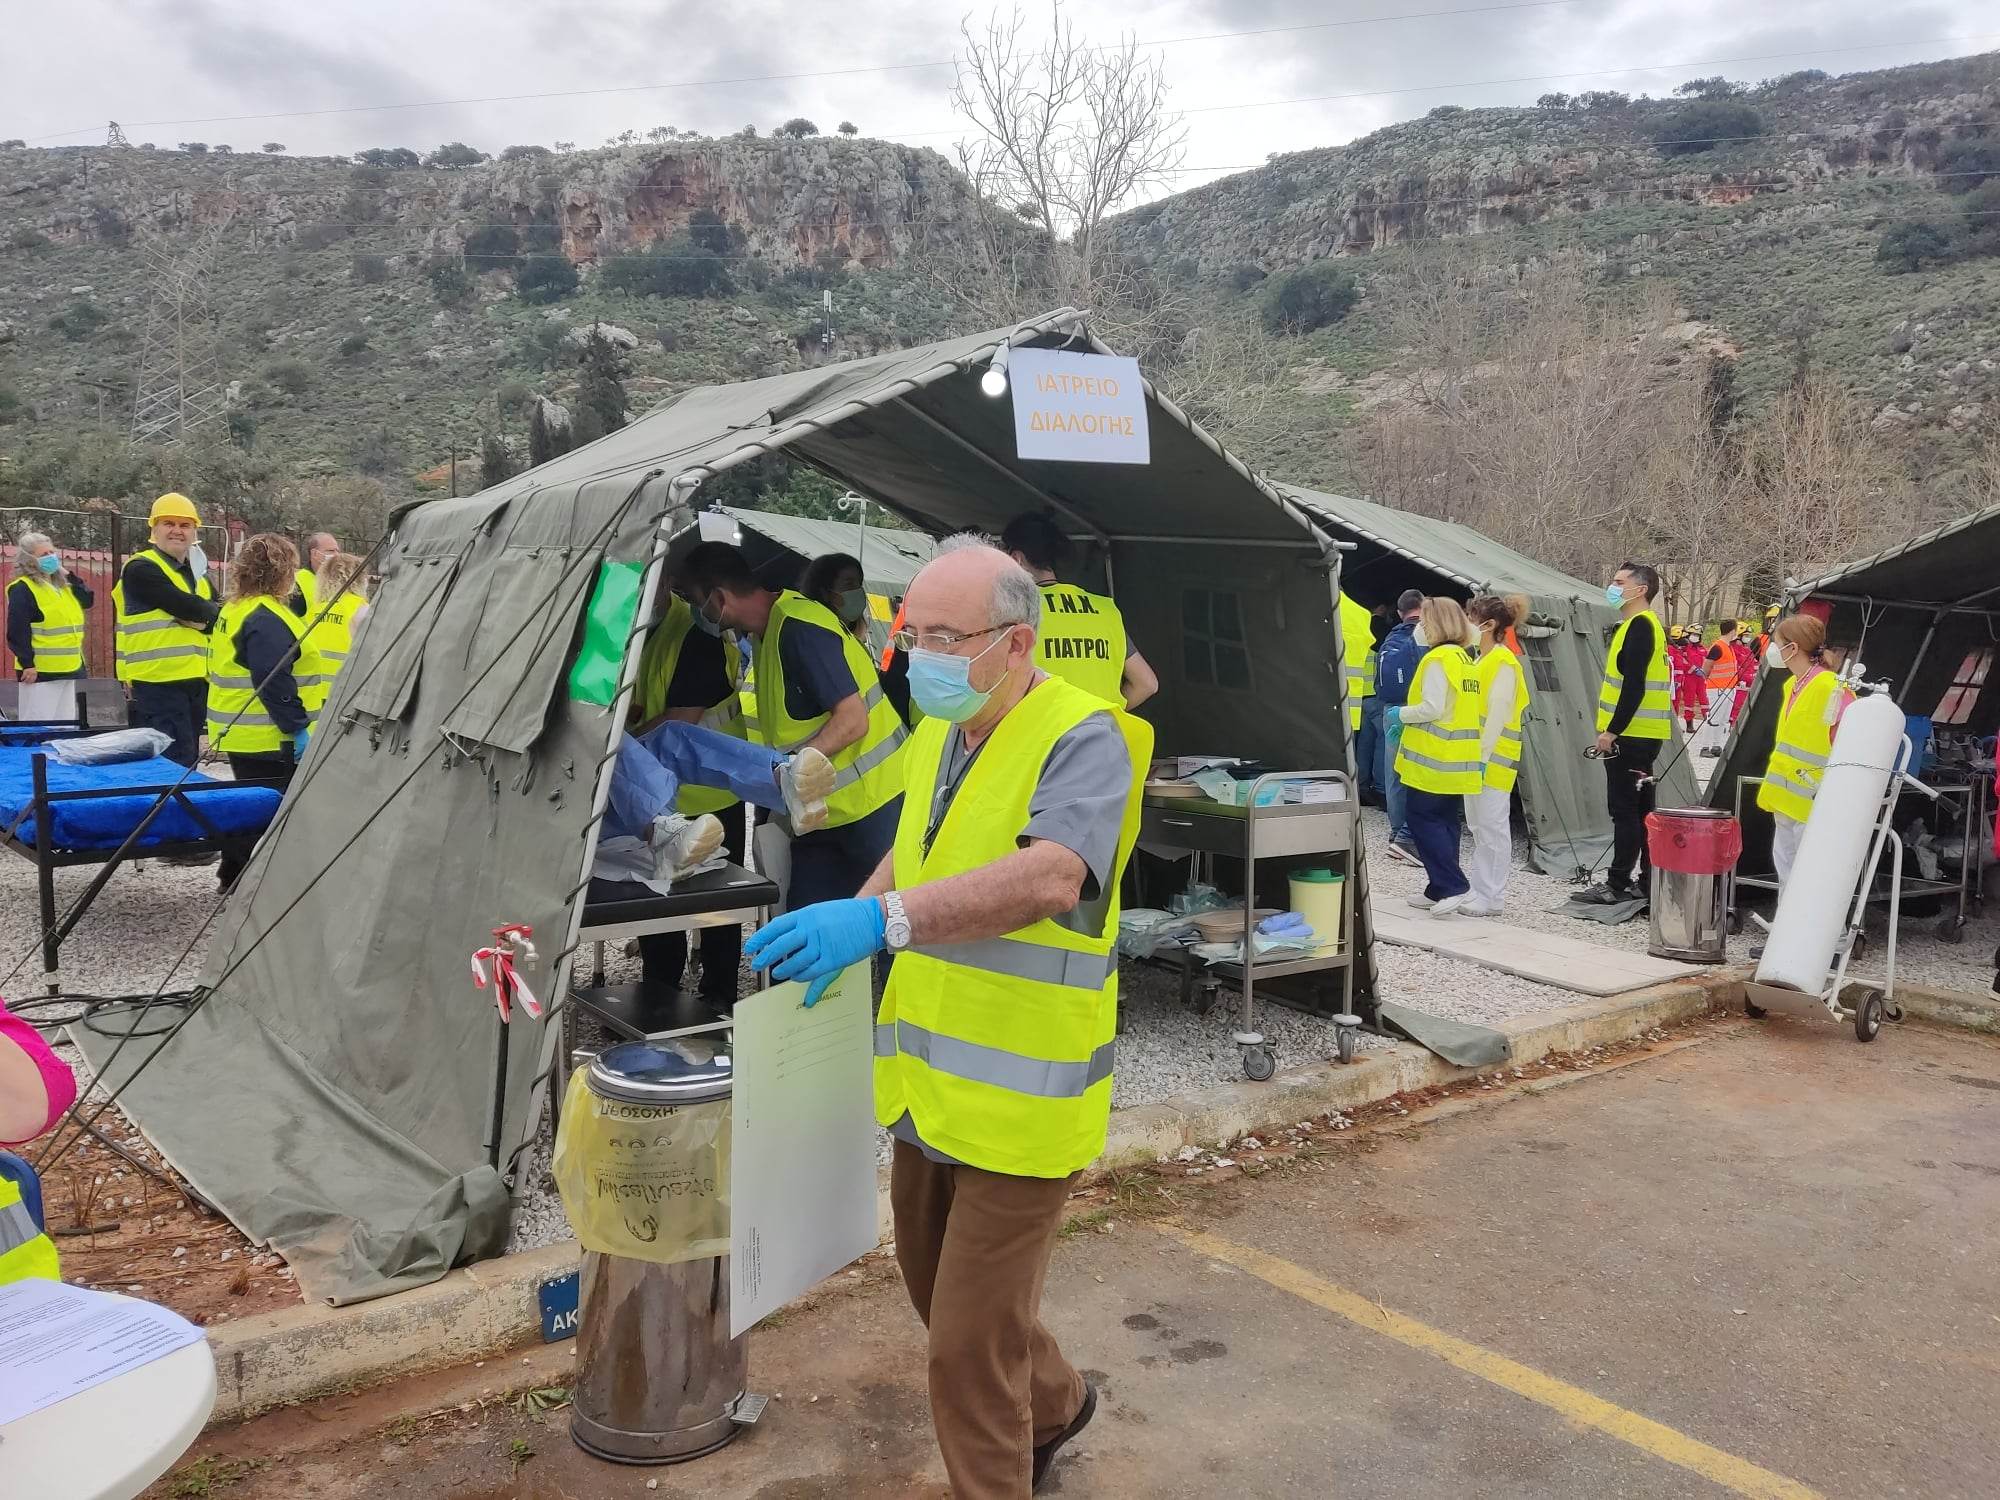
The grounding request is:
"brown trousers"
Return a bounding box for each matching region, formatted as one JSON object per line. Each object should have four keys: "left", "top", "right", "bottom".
{"left": 890, "top": 1138, "right": 1086, "bottom": 1500}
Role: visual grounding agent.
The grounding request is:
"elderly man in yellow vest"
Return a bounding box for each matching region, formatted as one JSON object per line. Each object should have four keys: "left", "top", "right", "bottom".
{"left": 1001, "top": 512, "right": 1157, "bottom": 708}
{"left": 292, "top": 531, "right": 340, "bottom": 615}
{"left": 1578, "top": 559, "right": 1674, "bottom": 905}
{"left": 683, "top": 540, "right": 909, "bottom": 910}
{"left": 112, "top": 494, "right": 220, "bottom": 767}
{"left": 6, "top": 531, "right": 95, "bottom": 725}
{"left": 746, "top": 536, "right": 1151, "bottom": 1499}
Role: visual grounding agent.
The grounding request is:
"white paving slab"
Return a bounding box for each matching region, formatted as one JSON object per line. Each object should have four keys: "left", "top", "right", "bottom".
{"left": 1371, "top": 908, "right": 1705, "bottom": 996}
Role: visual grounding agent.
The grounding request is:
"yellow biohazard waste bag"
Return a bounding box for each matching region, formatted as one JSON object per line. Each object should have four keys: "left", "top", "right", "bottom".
{"left": 552, "top": 1068, "right": 731, "bottom": 1265}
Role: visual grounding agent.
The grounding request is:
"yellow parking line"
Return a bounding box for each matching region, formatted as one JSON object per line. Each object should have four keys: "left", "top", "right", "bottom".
{"left": 1155, "top": 1223, "right": 1824, "bottom": 1500}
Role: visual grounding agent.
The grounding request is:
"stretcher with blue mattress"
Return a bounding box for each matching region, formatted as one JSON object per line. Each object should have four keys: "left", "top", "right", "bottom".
{"left": 0, "top": 723, "right": 284, "bottom": 994}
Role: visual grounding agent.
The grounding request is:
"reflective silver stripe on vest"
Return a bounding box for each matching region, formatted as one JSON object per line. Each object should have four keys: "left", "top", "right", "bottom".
{"left": 1397, "top": 747, "right": 1479, "bottom": 778}
{"left": 1416, "top": 724, "right": 1482, "bottom": 741}
{"left": 319, "top": 649, "right": 349, "bottom": 663}
{"left": 1489, "top": 749, "right": 1520, "bottom": 770}
{"left": 1774, "top": 742, "right": 1829, "bottom": 768}
{"left": 0, "top": 1198, "right": 41, "bottom": 1254}
{"left": 1625, "top": 706, "right": 1674, "bottom": 723}
{"left": 213, "top": 708, "right": 278, "bottom": 728}
{"left": 30, "top": 625, "right": 82, "bottom": 640}
{"left": 1765, "top": 771, "right": 1818, "bottom": 800}
{"left": 210, "top": 672, "right": 255, "bottom": 689}
{"left": 117, "top": 617, "right": 185, "bottom": 636}
{"left": 829, "top": 722, "right": 909, "bottom": 790}
{"left": 776, "top": 683, "right": 890, "bottom": 753}
{"left": 908, "top": 935, "right": 1117, "bottom": 991}
{"left": 1344, "top": 667, "right": 1365, "bottom": 681}
{"left": 700, "top": 702, "right": 744, "bottom": 733}
{"left": 121, "top": 643, "right": 206, "bottom": 664}
{"left": 877, "top": 1018, "right": 1114, "bottom": 1099}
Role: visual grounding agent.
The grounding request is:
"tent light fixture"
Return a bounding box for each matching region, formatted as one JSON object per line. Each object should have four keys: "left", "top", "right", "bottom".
{"left": 980, "top": 342, "right": 1010, "bottom": 398}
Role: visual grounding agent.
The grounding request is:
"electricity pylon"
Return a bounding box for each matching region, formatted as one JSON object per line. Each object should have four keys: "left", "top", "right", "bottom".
{"left": 129, "top": 214, "right": 235, "bottom": 444}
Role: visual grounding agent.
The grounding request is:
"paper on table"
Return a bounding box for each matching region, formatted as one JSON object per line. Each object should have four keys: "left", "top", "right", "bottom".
{"left": 0, "top": 1280, "right": 206, "bottom": 1426}
{"left": 729, "top": 964, "right": 879, "bottom": 1338}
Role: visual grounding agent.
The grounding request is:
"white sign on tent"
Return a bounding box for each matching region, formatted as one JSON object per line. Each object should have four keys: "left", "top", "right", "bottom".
{"left": 1009, "top": 349, "right": 1150, "bottom": 465}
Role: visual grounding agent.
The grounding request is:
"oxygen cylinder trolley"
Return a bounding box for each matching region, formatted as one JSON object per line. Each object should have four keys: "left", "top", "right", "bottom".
{"left": 1738, "top": 689, "right": 1939, "bottom": 1042}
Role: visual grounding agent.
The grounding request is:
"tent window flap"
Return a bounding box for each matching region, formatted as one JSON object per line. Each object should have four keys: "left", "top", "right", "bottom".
{"left": 439, "top": 544, "right": 605, "bottom": 753}
{"left": 345, "top": 551, "right": 460, "bottom": 723}
{"left": 1181, "top": 588, "right": 1252, "bottom": 690}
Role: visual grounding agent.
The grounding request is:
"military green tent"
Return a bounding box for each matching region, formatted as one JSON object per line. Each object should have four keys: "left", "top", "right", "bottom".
{"left": 1280, "top": 486, "right": 1703, "bottom": 878}
{"left": 77, "top": 309, "right": 1379, "bottom": 1304}
{"left": 1709, "top": 498, "right": 2000, "bottom": 878}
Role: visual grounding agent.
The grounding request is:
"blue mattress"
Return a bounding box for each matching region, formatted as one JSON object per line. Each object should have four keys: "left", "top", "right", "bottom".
{"left": 0, "top": 744, "right": 282, "bottom": 851}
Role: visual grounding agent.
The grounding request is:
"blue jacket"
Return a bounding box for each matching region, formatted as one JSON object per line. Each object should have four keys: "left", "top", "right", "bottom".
{"left": 1376, "top": 618, "right": 1422, "bottom": 707}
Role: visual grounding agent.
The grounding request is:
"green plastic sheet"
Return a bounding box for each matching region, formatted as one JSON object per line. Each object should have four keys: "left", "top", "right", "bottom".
{"left": 568, "top": 560, "right": 644, "bottom": 706}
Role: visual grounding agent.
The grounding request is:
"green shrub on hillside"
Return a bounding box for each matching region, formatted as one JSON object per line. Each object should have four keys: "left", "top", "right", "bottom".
{"left": 427, "top": 142, "right": 485, "bottom": 168}
{"left": 265, "top": 359, "right": 314, "bottom": 397}
{"left": 428, "top": 258, "right": 474, "bottom": 306}
{"left": 1876, "top": 219, "right": 1955, "bottom": 272}
{"left": 603, "top": 235, "right": 732, "bottom": 298}
{"left": 515, "top": 255, "right": 580, "bottom": 303}
{"left": 1652, "top": 101, "right": 1765, "bottom": 155}
{"left": 1936, "top": 136, "right": 2000, "bottom": 192}
{"left": 351, "top": 253, "right": 389, "bottom": 284}
{"left": 47, "top": 300, "right": 106, "bottom": 341}
{"left": 1260, "top": 262, "right": 1359, "bottom": 334}
{"left": 465, "top": 225, "right": 520, "bottom": 271}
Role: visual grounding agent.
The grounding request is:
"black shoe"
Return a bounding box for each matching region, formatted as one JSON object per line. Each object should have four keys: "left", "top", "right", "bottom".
{"left": 1032, "top": 1381, "right": 1097, "bottom": 1493}
{"left": 1572, "top": 883, "right": 1630, "bottom": 906}
{"left": 1748, "top": 942, "right": 1765, "bottom": 959}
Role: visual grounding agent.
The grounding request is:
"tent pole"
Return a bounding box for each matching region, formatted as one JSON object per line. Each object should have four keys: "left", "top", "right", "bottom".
{"left": 1900, "top": 608, "right": 1947, "bottom": 701}
{"left": 889, "top": 397, "right": 1110, "bottom": 547}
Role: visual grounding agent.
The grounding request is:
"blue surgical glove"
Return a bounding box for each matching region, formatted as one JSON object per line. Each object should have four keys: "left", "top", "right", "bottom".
{"left": 744, "top": 898, "right": 886, "bottom": 1004}
{"left": 291, "top": 729, "right": 310, "bottom": 758}
{"left": 1384, "top": 706, "right": 1403, "bottom": 736}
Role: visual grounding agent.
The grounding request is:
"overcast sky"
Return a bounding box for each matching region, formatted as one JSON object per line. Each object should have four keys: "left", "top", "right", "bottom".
{"left": 8, "top": 1, "right": 1994, "bottom": 195}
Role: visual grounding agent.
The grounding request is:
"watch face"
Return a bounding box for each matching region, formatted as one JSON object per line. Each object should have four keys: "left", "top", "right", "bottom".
{"left": 887, "top": 918, "right": 912, "bottom": 950}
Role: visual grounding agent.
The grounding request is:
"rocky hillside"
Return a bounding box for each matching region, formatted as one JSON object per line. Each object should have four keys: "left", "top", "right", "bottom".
{"left": 6, "top": 133, "right": 975, "bottom": 267}
{"left": 0, "top": 135, "right": 980, "bottom": 513}
{"left": 1114, "top": 53, "right": 2000, "bottom": 481}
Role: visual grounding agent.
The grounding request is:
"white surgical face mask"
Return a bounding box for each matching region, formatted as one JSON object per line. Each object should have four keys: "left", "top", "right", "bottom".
{"left": 1766, "top": 642, "right": 1787, "bottom": 670}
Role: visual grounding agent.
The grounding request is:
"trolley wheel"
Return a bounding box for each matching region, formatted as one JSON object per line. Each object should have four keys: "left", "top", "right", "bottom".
{"left": 1336, "top": 1027, "right": 1358, "bottom": 1066}
{"left": 1850, "top": 930, "right": 1869, "bottom": 965}
{"left": 1726, "top": 908, "right": 1743, "bottom": 936}
{"left": 1884, "top": 999, "right": 1905, "bottom": 1023}
{"left": 1242, "top": 1046, "right": 1276, "bottom": 1082}
{"left": 1935, "top": 914, "right": 1966, "bottom": 944}
{"left": 1744, "top": 996, "right": 1768, "bottom": 1020}
{"left": 1854, "top": 989, "right": 1885, "bottom": 1044}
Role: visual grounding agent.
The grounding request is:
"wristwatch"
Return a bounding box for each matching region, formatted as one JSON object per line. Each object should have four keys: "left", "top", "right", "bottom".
{"left": 881, "top": 890, "right": 912, "bottom": 952}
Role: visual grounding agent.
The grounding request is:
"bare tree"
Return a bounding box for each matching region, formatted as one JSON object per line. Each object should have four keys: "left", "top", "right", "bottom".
{"left": 1743, "top": 377, "right": 1913, "bottom": 588}
{"left": 919, "top": 3, "right": 1188, "bottom": 357}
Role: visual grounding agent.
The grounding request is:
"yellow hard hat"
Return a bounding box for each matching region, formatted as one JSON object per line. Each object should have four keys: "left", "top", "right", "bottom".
{"left": 149, "top": 492, "right": 201, "bottom": 526}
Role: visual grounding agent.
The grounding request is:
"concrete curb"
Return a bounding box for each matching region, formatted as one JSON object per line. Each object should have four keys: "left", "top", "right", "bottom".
{"left": 1889, "top": 981, "right": 2000, "bottom": 1035}
{"left": 203, "top": 971, "right": 1742, "bottom": 1426}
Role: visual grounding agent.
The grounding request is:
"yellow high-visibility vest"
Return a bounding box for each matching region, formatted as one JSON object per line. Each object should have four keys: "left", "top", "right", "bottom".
{"left": 1340, "top": 592, "right": 1373, "bottom": 734}
{"left": 636, "top": 596, "right": 749, "bottom": 816}
{"left": 753, "top": 591, "right": 907, "bottom": 828}
{"left": 297, "top": 589, "right": 365, "bottom": 725}
{"left": 1756, "top": 668, "right": 1851, "bottom": 824}
{"left": 0, "top": 1168, "right": 60, "bottom": 1284}
{"left": 1595, "top": 609, "right": 1673, "bottom": 740}
{"left": 294, "top": 568, "right": 318, "bottom": 615}
{"left": 112, "top": 548, "right": 213, "bottom": 684}
{"left": 1474, "top": 643, "right": 1531, "bottom": 793}
{"left": 875, "top": 676, "right": 1152, "bottom": 1177}
{"left": 10, "top": 574, "right": 86, "bottom": 676}
{"left": 1033, "top": 581, "right": 1128, "bottom": 704}
{"left": 1395, "top": 643, "right": 1483, "bottom": 795}
{"left": 207, "top": 597, "right": 305, "bottom": 755}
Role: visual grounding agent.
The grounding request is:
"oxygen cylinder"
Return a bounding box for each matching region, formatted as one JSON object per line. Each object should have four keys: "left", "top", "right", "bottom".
{"left": 1753, "top": 691, "right": 1907, "bottom": 993}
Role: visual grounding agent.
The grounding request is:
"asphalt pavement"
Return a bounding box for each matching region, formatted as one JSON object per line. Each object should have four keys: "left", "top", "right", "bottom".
{"left": 166, "top": 1007, "right": 2000, "bottom": 1500}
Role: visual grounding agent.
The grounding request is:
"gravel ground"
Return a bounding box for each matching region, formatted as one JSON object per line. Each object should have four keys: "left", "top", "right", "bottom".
{"left": 1358, "top": 803, "right": 1997, "bottom": 994}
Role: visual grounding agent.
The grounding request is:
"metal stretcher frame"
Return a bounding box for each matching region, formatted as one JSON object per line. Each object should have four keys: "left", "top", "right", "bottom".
{"left": 0, "top": 722, "right": 269, "bottom": 995}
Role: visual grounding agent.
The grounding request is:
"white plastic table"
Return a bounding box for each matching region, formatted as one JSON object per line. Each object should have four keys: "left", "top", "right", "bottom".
{"left": 0, "top": 1302, "right": 216, "bottom": 1500}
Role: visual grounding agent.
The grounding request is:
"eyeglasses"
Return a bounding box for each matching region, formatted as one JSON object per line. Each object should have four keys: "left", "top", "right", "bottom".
{"left": 888, "top": 623, "right": 1018, "bottom": 654}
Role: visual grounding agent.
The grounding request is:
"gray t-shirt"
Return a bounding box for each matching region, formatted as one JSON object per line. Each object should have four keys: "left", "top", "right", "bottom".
{"left": 889, "top": 691, "right": 1132, "bottom": 1165}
